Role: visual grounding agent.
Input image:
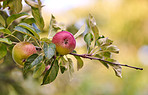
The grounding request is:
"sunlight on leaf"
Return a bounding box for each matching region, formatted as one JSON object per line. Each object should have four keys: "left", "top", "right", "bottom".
{"left": 106, "top": 45, "right": 119, "bottom": 54}
{"left": 74, "top": 24, "right": 85, "bottom": 39}
{"left": 105, "top": 58, "right": 122, "bottom": 78}
{"left": 25, "top": 0, "right": 39, "bottom": 8}
{"left": 0, "top": 38, "right": 12, "bottom": 44}
{"left": 43, "top": 42, "right": 56, "bottom": 60}
{"left": 112, "top": 64, "right": 122, "bottom": 78}
{"left": 0, "top": 27, "right": 11, "bottom": 34}
{"left": 74, "top": 56, "right": 84, "bottom": 71}
{"left": 18, "top": 23, "right": 40, "bottom": 39}
{"left": 67, "top": 58, "right": 74, "bottom": 76}
{"left": 48, "top": 14, "right": 62, "bottom": 39}
{"left": 97, "top": 37, "right": 113, "bottom": 46}
{"left": 89, "top": 14, "right": 99, "bottom": 41}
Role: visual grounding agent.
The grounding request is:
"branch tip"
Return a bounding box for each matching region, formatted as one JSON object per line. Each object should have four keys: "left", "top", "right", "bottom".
{"left": 70, "top": 53, "right": 143, "bottom": 71}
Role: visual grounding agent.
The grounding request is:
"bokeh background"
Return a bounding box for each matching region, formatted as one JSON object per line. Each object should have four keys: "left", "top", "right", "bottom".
{"left": 1, "top": 0, "right": 148, "bottom": 95}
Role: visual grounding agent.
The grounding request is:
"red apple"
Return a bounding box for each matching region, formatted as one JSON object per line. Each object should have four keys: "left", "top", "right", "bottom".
{"left": 12, "top": 42, "right": 37, "bottom": 66}
{"left": 52, "top": 31, "right": 76, "bottom": 55}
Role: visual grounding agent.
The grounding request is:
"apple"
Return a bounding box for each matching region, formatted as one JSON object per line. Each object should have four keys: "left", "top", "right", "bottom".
{"left": 12, "top": 42, "right": 37, "bottom": 66}
{"left": 52, "top": 31, "right": 76, "bottom": 55}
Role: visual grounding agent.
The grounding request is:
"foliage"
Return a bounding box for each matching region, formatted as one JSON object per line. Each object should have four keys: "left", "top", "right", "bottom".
{"left": 0, "top": 0, "right": 143, "bottom": 88}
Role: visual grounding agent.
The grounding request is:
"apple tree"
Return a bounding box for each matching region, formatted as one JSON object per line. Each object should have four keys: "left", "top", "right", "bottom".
{"left": 0, "top": 0, "right": 143, "bottom": 86}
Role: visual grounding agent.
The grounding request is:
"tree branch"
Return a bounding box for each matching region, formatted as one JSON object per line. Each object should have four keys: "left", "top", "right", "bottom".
{"left": 70, "top": 53, "right": 143, "bottom": 70}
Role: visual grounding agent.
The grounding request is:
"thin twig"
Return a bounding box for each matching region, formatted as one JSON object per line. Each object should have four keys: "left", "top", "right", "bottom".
{"left": 0, "top": 33, "right": 4, "bottom": 38}
{"left": 4, "top": 31, "right": 15, "bottom": 38}
{"left": 70, "top": 53, "right": 143, "bottom": 70}
{"left": 12, "top": 42, "right": 17, "bottom": 44}
{"left": 8, "top": 34, "right": 21, "bottom": 42}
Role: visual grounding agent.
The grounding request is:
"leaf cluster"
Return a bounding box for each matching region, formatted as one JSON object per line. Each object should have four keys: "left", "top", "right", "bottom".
{"left": 0, "top": 0, "right": 143, "bottom": 85}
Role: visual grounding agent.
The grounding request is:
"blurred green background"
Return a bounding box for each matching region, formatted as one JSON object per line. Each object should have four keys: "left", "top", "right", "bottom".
{"left": 1, "top": 0, "right": 148, "bottom": 95}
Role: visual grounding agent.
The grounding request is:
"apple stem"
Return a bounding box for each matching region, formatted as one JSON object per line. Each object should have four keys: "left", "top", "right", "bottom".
{"left": 35, "top": 46, "right": 42, "bottom": 51}
{"left": 69, "top": 53, "right": 143, "bottom": 70}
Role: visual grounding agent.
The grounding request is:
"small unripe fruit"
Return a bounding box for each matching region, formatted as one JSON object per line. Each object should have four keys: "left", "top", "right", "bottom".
{"left": 12, "top": 42, "right": 37, "bottom": 66}
{"left": 52, "top": 31, "right": 76, "bottom": 55}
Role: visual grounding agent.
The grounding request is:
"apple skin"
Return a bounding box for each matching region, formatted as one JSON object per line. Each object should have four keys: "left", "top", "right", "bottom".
{"left": 52, "top": 31, "right": 76, "bottom": 55}
{"left": 12, "top": 42, "right": 37, "bottom": 66}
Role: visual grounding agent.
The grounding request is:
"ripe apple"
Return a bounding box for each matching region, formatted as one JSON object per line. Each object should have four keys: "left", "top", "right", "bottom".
{"left": 52, "top": 31, "right": 76, "bottom": 55}
{"left": 12, "top": 42, "right": 37, "bottom": 66}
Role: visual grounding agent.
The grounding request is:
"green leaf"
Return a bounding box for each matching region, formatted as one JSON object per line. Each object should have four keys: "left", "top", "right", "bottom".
{"left": 25, "top": 0, "right": 39, "bottom": 8}
{"left": 61, "top": 57, "right": 68, "bottom": 65}
{"left": 43, "top": 42, "right": 56, "bottom": 60}
{"left": 14, "top": 26, "right": 36, "bottom": 40}
{"left": 4, "top": 0, "right": 22, "bottom": 15}
{"left": 0, "top": 15, "right": 6, "bottom": 27}
{"left": 3, "top": 0, "right": 10, "bottom": 9}
{"left": 74, "top": 24, "right": 85, "bottom": 39}
{"left": 21, "top": 18, "right": 36, "bottom": 24}
{"left": 74, "top": 56, "right": 84, "bottom": 71}
{"left": 0, "top": 43, "right": 7, "bottom": 59}
{"left": 14, "top": 26, "right": 40, "bottom": 45}
{"left": 99, "top": 60, "right": 109, "bottom": 69}
{"left": 112, "top": 64, "right": 122, "bottom": 78}
{"left": 7, "top": 12, "right": 28, "bottom": 27}
{"left": 18, "top": 23, "right": 40, "bottom": 39}
{"left": 106, "top": 45, "right": 119, "bottom": 53}
{"left": 48, "top": 14, "right": 61, "bottom": 38}
{"left": 95, "top": 54, "right": 103, "bottom": 59}
{"left": 84, "top": 32, "right": 93, "bottom": 46}
{"left": 33, "top": 62, "right": 45, "bottom": 78}
{"left": 14, "top": 26, "right": 33, "bottom": 36}
{"left": 14, "top": 26, "right": 29, "bottom": 33}
{"left": 23, "top": 54, "right": 38, "bottom": 74}
{"left": 24, "top": 54, "right": 43, "bottom": 74}
{"left": 97, "top": 37, "right": 113, "bottom": 46}
{"left": 42, "top": 60, "right": 59, "bottom": 85}
{"left": 41, "top": 38, "right": 52, "bottom": 44}
{"left": 59, "top": 56, "right": 68, "bottom": 74}
{"left": 0, "top": 27, "right": 11, "bottom": 34}
{"left": 100, "top": 51, "right": 111, "bottom": 58}
{"left": 67, "top": 58, "right": 74, "bottom": 76}
{"left": 84, "top": 32, "right": 93, "bottom": 52}
{"left": 31, "top": 7, "right": 44, "bottom": 31}
{"left": 0, "top": 10, "right": 8, "bottom": 21}
{"left": 104, "top": 58, "right": 122, "bottom": 77}
{"left": 13, "top": 0, "right": 22, "bottom": 14}
{"left": 95, "top": 54, "right": 109, "bottom": 68}
{"left": 0, "top": 38, "right": 12, "bottom": 44}
{"left": 89, "top": 14, "right": 99, "bottom": 41}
